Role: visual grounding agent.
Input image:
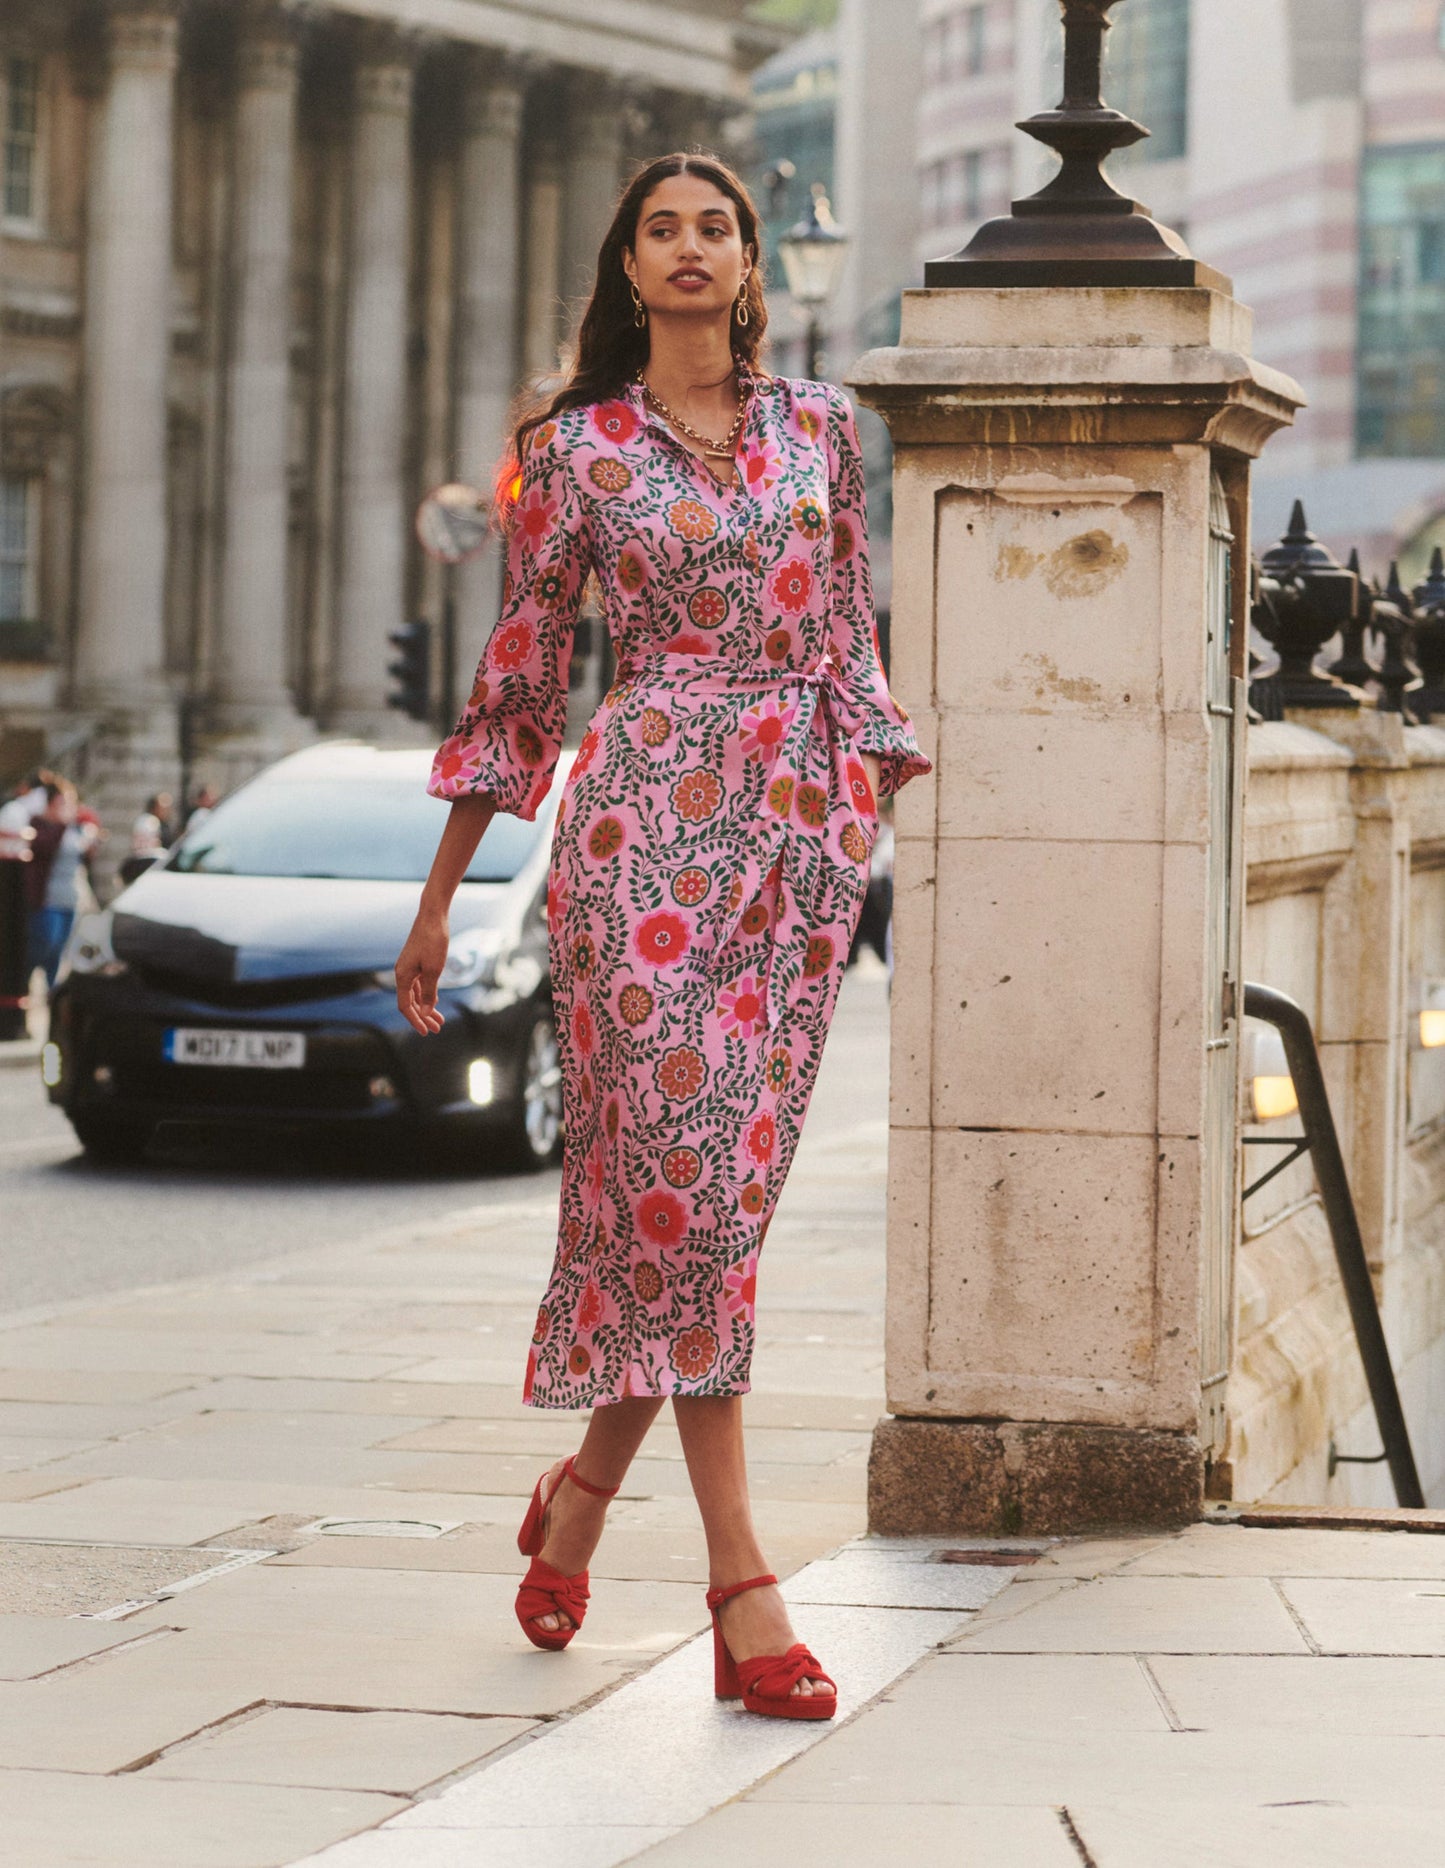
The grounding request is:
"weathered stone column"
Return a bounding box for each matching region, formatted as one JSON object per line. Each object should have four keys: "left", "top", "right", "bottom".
{"left": 853, "top": 288, "right": 1304, "bottom": 1534}
{"left": 213, "top": 6, "right": 305, "bottom": 739}
{"left": 330, "top": 25, "right": 417, "bottom": 733}
{"left": 75, "top": 1, "right": 180, "bottom": 718}
{"left": 559, "top": 75, "right": 627, "bottom": 335}
{"left": 453, "top": 51, "right": 526, "bottom": 670}
{"left": 521, "top": 112, "right": 564, "bottom": 379}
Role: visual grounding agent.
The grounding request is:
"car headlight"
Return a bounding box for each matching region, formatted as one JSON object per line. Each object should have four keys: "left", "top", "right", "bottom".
{"left": 60, "top": 912, "right": 128, "bottom": 983}
{"left": 438, "top": 925, "right": 505, "bottom": 990}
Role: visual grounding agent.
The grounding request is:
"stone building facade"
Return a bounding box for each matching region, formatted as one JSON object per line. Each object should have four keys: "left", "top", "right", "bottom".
{"left": 0, "top": 0, "right": 777, "bottom": 821}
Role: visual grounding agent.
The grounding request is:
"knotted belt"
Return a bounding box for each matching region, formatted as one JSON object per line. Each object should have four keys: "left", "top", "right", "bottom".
{"left": 609, "top": 649, "right": 873, "bottom": 1030}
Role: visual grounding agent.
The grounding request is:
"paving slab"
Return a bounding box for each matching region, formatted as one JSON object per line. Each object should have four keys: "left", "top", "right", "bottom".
{"left": 780, "top": 1541, "right": 1019, "bottom": 1611}
{"left": 0, "top": 1469, "right": 88, "bottom": 1502}
{"left": 1277, "top": 1576, "right": 1445, "bottom": 1654}
{"left": 0, "top": 1767, "right": 404, "bottom": 1868}
{"left": 742, "top": 1720, "right": 1445, "bottom": 1809}
{"left": 1069, "top": 1801, "right": 1445, "bottom": 1868}
{"left": 631, "top": 1801, "right": 1084, "bottom": 1868}
{"left": 0, "top": 1369, "right": 203, "bottom": 1404}
{"left": 946, "top": 1574, "right": 1311, "bottom": 1654}
{"left": 1149, "top": 1653, "right": 1445, "bottom": 1734}
{"left": 292, "top": 1826, "right": 675, "bottom": 1868}
{"left": 1121, "top": 1523, "right": 1445, "bottom": 1579}
{"left": 146, "top": 1706, "right": 535, "bottom": 1794}
{"left": 121, "top": 1561, "right": 705, "bottom": 1654}
{"left": 884, "top": 1652, "right": 1175, "bottom": 1733}
{"left": 0, "top": 1326, "right": 417, "bottom": 1379}
{"left": 186, "top": 1377, "right": 533, "bottom": 1421}
{"left": 0, "top": 1612, "right": 158, "bottom": 1679}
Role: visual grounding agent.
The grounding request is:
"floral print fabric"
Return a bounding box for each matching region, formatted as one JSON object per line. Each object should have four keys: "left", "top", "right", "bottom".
{"left": 429, "top": 364, "right": 931, "bottom": 1407}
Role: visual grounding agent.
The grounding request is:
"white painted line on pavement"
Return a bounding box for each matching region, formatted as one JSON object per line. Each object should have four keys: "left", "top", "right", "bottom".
{"left": 288, "top": 1541, "right": 1022, "bottom": 1868}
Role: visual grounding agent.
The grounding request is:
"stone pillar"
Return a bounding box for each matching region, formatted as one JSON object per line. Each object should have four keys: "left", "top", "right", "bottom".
{"left": 522, "top": 113, "right": 564, "bottom": 380}
{"left": 75, "top": 1, "right": 180, "bottom": 722}
{"left": 330, "top": 26, "right": 416, "bottom": 733}
{"left": 213, "top": 7, "right": 306, "bottom": 740}
{"left": 453, "top": 52, "right": 526, "bottom": 672}
{"left": 558, "top": 75, "right": 626, "bottom": 339}
{"left": 851, "top": 286, "right": 1304, "bottom": 1534}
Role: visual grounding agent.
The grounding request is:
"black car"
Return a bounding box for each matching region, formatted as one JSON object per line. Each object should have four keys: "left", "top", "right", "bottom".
{"left": 43, "top": 743, "right": 570, "bottom": 1170}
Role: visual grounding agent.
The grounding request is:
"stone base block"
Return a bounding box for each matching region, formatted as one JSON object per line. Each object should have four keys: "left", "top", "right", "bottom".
{"left": 868, "top": 1416, "right": 1204, "bottom": 1536}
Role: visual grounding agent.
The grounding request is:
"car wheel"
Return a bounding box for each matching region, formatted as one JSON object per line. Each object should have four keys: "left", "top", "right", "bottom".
{"left": 500, "top": 1006, "right": 564, "bottom": 1171}
{"left": 71, "top": 1114, "right": 153, "bottom": 1164}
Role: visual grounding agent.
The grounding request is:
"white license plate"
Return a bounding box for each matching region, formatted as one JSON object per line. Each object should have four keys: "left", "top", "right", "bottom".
{"left": 163, "top": 1028, "right": 306, "bottom": 1069}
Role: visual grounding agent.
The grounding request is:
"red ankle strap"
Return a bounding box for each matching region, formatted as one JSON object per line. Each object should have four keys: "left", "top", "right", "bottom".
{"left": 706, "top": 1572, "right": 778, "bottom": 1609}
{"left": 563, "top": 1454, "right": 619, "bottom": 1500}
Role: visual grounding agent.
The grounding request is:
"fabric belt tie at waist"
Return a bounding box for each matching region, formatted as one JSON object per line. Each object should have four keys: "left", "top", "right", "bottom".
{"left": 611, "top": 651, "right": 871, "bottom": 1031}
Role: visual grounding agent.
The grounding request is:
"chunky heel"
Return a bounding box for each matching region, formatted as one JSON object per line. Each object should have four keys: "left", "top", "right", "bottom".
{"left": 711, "top": 1611, "right": 742, "bottom": 1699}
{"left": 705, "top": 1573, "right": 837, "bottom": 1721}
{"left": 513, "top": 1455, "right": 619, "bottom": 1650}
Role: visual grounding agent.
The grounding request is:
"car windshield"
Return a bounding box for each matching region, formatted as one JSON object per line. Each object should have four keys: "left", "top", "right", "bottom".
{"left": 168, "top": 777, "right": 544, "bottom": 883}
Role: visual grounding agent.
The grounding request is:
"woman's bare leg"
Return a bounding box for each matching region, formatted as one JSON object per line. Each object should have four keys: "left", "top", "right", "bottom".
{"left": 534, "top": 1394, "right": 664, "bottom": 1633}
{"left": 672, "top": 1394, "right": 824, "bottom": 1698}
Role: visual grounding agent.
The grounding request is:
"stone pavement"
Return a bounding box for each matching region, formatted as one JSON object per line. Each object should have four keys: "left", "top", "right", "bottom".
{"left": 10, "top": 961, "right": 1445, "bottom": 1867}
{"left": 0, "top": 966, "right": 889, "bottom": 1868}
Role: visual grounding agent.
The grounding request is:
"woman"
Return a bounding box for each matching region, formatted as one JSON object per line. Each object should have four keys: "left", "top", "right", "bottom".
{"left": 395, "top": 152, "right": 930, "bottom": 1720}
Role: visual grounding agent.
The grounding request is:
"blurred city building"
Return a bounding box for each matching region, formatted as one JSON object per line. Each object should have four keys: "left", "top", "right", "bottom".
{"left": 914, "top": 0, "right": 1445, "bottom": 577}
{"left": 0, "top": 0, "right": 778, "bottom": 823}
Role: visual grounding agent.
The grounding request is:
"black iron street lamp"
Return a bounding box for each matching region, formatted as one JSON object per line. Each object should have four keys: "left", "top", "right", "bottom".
{"left": 777, "top": 183, "right": 849, "bottom": 380}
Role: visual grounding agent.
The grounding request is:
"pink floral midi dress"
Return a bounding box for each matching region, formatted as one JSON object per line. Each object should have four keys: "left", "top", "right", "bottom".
{"left": 429, "top": 362, "right": 931, "bottom": 1409}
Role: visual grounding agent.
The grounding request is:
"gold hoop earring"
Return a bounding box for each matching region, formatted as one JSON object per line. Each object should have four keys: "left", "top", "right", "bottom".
{"left": 630, "top": 281, "right": 647, "bottom": 329}
{"left": 735, "top": 277, "right": 750, "bottom": 327}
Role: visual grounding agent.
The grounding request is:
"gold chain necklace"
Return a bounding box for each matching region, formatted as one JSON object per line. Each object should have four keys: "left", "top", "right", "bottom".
{"left": 635, "top": 369, "right": 748, "bottom": 461}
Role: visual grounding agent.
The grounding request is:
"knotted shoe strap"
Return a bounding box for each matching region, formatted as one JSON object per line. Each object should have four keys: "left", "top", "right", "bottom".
{"left": 736, "top": 1642, "right": 836, "bottom": 1706}
{"left": 516, "top": 1555, "right": 591, "bottom": 1644}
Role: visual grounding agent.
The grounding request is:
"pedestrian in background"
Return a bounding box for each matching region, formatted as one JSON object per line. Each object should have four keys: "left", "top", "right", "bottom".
{"left": 130, "top": 791, "right": 175, "bottom": 857}
{"left": 25, "top": 779, "right": 96, "bottom": 989}
{"left": 395, "top": 151, "right": 930, "bottom": 1719}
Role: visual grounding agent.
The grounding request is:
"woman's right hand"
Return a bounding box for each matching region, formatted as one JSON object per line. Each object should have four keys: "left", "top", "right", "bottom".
{"left": 395, "top": 910, "right": 449, "bottom": 1035}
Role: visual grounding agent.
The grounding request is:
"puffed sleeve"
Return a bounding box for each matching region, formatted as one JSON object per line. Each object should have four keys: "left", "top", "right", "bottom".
{"left": 823, "top": 385, "right": 933, "bottom": 802}
{"left": 428, "top": 417, "right": 590, "bottom": 820}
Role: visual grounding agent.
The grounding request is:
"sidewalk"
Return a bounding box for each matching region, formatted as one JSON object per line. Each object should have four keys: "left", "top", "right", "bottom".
{"left": 1, "top": 967, "right": 888, "bottom": 1868}
{"left": 8, "top": 965, "right": 1445, "bottom": 1867}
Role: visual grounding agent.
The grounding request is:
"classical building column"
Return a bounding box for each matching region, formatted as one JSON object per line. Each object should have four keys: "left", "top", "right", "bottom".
{"left": 213, "top": 7, "right": 305, "bottom": 737}
{"left": 559, "top": 75, "right": 627, "bottom": 337}
{"left": 452, "top": 52, "right": 526, "bottom": 671}
{"left": 522, "top": 104, "right": 564, "bottom": 380}
{"left": 330, "top": 25, "right": 417, "bottom": 731}
{"left": 75, "top": 1, "right": 180, "bottom": 717}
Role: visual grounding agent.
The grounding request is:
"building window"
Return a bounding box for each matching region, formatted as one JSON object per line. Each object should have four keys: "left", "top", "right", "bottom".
{"left": 0, "top": 476, "right": 38, "bottom": 622}
{"left": 1099, "top": 0, "right": 1189, "bottom": 162}
{"left": 3, "top": 55, "right": 40, "bottom": 226}
{"left": 1358, "top": 145, "right": 1445, "bottom": 458}
{"left": 925, "top": 5, "right": 989, "bottom": 85}
{"left": 922, "top": 149, "right": 993, "bottom": 230}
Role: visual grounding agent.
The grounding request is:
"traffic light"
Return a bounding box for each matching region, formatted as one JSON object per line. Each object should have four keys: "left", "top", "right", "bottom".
{"left": 387, "top": 620, "right": 432, "bottom": 723}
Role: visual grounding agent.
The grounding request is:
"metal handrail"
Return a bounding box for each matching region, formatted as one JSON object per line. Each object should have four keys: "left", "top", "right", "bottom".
{"left": 1242, "top": 982, "right": 1424, "bottom": 1508}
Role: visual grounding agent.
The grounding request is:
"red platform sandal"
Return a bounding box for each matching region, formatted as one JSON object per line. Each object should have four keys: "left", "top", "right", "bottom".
{"left": 514, "top": 1454, "right": 619, "bottom": 1651}
{"left": 706, "top": 1573, "right": 837, "bottom": 1721}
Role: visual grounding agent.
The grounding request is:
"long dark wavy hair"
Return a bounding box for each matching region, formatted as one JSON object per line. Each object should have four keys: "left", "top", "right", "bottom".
{"left": 492, "top": 152, "right": 771, "bottom": 530}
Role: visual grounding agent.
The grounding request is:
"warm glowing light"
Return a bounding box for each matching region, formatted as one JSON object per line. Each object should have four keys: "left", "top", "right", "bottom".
{"left": 508, "top": 472, "right": 523, "bottom": 503}
{"left": 1422, "top": 1008, "right": 1445, "bottom": 1050}
{"left": 468, "top": 1059, "right": 495, "bottom": 1106}
{"left": 40, "top": 1042, "right": 61, "bottom": 1088}
{"left": 1251, "top": 1075, "right": 1299, "bottom": 1123}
